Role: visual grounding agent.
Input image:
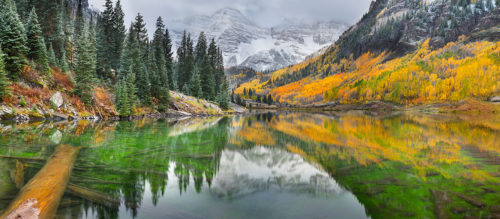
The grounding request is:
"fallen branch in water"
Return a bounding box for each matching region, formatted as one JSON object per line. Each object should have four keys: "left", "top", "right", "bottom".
{"left": 0, "top": 155, "right": 45, "bottom": 162}
{"left": 66, "top": 184, "right": 121, "bottom": 208}
{"left": 0, "top": 144, "right": 81, "bottom": 219}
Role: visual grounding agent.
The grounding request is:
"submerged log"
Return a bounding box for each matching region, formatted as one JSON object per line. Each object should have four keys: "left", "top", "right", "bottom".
{"left": 0, "top": 144, "right": 81, "bottom": 219}
{"left": 66, "top": 184, "right": 121, "bottom": 208}
{"left": 14, "top": 160, "right": 25, "bottom": 189}
{"left": 0, "top": 155, "right": 45, "bottom": 162}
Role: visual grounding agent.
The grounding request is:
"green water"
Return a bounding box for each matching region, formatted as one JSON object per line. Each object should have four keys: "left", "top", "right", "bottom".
{"left": 0, "top": 112, "right": 499, "bottom": 219}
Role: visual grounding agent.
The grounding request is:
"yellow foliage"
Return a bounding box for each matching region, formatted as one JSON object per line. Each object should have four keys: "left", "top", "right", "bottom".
{"left": 241, "top": 39, "right": 500, "bottom": 105}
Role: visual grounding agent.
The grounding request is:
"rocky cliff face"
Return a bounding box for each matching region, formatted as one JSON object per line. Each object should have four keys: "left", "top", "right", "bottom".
{"left": 332, "top": 0, "right": 500, "bottom": 62}
{"left": 168, "top": 8, "right": 349, "bottom": 71}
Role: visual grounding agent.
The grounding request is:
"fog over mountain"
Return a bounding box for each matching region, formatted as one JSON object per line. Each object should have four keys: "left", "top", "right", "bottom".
{"left": 88, "top": 0, "right": 372, "bottom": 29}
{"left": 87, "top": 0, "right": 371, "bottom": 70}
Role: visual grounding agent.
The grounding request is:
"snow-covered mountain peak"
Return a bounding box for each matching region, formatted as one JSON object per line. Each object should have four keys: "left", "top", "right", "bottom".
{"left": 168, "top": 7, "right": 349, "bottom": 71}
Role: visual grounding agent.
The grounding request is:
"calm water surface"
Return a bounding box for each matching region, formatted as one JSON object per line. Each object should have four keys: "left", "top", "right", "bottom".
{"left": 0, "top": 112, "right": 499, "bottom": 219}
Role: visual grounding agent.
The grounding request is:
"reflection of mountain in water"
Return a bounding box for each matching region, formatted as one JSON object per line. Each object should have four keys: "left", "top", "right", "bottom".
{"left": 211, "top": 146, "right": 343, "bottom": 199}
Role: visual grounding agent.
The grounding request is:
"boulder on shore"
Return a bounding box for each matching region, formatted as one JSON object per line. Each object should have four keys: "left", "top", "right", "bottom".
{"left": 50, "top": 92, "right": 64, "bottom": 109}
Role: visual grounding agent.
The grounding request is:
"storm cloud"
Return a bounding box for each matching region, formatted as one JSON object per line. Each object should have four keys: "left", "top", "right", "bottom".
{"left": 88, "top": 0, "right": 372, "bottom": 33}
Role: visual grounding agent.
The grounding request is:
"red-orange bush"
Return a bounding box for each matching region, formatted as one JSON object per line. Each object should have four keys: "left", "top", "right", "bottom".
{"left": 52, "top": 69, "right": 74, "bottom": 90}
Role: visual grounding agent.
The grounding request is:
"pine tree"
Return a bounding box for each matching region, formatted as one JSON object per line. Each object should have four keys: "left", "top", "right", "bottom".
{"left": 182, "top": 83, "right": 190, "bottom": 96}
{"left": 74, "top": 0, "right": 85, "bottom": 39}
{"left": 120, "top": 27, "right": 151, "bottom": 105}
{"left": 215, "top": 48, "right": 226, "bottom": 95}
{"left": 189, "top": 68, "right": 202, "bottom": 98}
{"left": 195, "top": 32, "right": 215, "bottom": 100}
{"left": 88, "top": 18, "right": 97, "bottom": 76}
{"left": 208, "top": 39, "right": 218, "bottom": 90}
{"left": 195, "top": 32, "right": 207, "bottom": 64}
{"left": 116, "top": 66, "right": 137, "bottom": 116}
{"left": 126, "top": 66, "right": 137, "bottom": 110}
{"left": 177, "top": 31, "right": 188, "bottom": 89}
{"left": 25, "top": 7, "right": 50, "bottom": 73}
{"left": 151, "top": 17, "right": 170, "bottom": 109}
{"left": 96, "top": 0, "right": 114, "bottom": 78}
{"left": 51, "top": 3, "right": 65, "bottom": 61}
{"left": 74, "top": 23, "right": 95, "bottom": 106}
{"left": 164, "top": 28, "right": 175, "bottom": 90}
{"left": 0, "top": 0, "right": 28, "bottom": 80}
{"left": 112, "top": 0, "right": 126, "bottom": 71}
{"left": 152, "top": 17, "right": 168, "bottom": 86}
{"left": 216, "top": 77, "right": 230, "bottom": 110}
{"left": 0, "top": 48, "right": 10, "bottom": 99}
{"left": 132, "top": 13, "right": 148, "bottom": 56}
{"left": 60, "top": 48, "right": 69, "bottom": 72}
{"left": 47, "top": 43, "right": 57, "bottom": 66}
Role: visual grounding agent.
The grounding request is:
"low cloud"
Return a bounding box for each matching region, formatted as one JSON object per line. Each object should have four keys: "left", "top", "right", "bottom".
{"left": 89, "top": 0, "right": 372, "bottom": 32}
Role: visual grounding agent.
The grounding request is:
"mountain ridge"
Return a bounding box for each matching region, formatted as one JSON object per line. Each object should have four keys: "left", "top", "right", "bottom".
{"left": 232, "top": 0, "right": 500, "bottom": 106}
{"left": 167, "top": 7, "right": 349, "bottom": 71}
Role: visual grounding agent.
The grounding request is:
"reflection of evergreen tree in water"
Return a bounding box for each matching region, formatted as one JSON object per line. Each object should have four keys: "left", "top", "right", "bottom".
{"left": 122, "top": 172, "right": 145, "bottom": 217}
{"left": 0, "top": 116, "right": 231, "bottom": 218}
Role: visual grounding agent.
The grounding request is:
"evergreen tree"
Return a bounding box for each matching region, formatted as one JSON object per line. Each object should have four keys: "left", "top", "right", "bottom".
{"left": 96, "top": 0, "right": 114, "bottom": 78}
{"left": 182, "top": 83, "right": 190, "bottom": 96}
{"left": 116, "top": 66, "right": 137, "bottom": 116}
{"left": 74, "top": 23, "right": 95, "bottom": 106}
{"left": 207, "top": 39, "right": 218, "bottom": 90}
{"left": 201, "top": 57, "right": 215, "bottom": 100}
{"left": 74, "top": 0, "right": 85, "bottom": 39}
{"left": 195, "top": 32, "right": 207, "bottom": 64}
{"left": 164, "top": 28, "right": 175, "bottom": 90}
{"left": 51, "top": 3, "right": 65, "bottom": 61}
{"left": 112, "top": 0, "right": 126, "bottom": 71}
{"left": 132, "top": 13, "right": 148, "bottom": 55}
{"left": 195, "top": 32, "right": 215, "bottom": 100}
{"left": 120, "top": 27, "right": 151, "bottom": 105}
{"left": 216, "top": 77, "right": 230, "bottom": 110}
{"left": 60, "top": 48, "right": 69, "bottom": 72}
{"left": 176, "top": 31, "right": 187, "bottom": 89}
{"left": 47, "top": 43, "right": 57, "bottom": 66}
{"left": 151, "top": 17, "right": 170, "bottom": 109}
{"left": 177, "top": 31, "right": 195, "bottom": 91}
{"left": 215, "top": 48, "right": 226, "bottom": 95}
{"left": 0, "top": 0, "right": 28, "bottom": 80}
{"left": 0, "top": 48, "right": 10, "bottom": 99}
{"left": 25, "top": 8, "right": 50, "bottom": 73}
{"left": 189, "top": 68, "right": 202, "bottom": 98}
{"left": 88, "top": 17, "right": 97, "bottom": 76}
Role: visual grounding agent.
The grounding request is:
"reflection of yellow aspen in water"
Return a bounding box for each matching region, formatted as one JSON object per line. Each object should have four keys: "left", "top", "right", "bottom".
{"left": 1, "top": 144, "right": 81, "bottom": 219}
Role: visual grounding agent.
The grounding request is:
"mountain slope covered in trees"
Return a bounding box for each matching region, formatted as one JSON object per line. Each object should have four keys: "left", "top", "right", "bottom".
{"left": 0, "top": 0, "right": 231, "bottom": 121}
{"left": 234, "top": 0, "right": 500, "bottom": 107}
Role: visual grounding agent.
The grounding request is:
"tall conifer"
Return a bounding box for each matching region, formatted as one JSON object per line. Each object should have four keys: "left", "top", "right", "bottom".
{"left": 25, "top": 7, "right": 49, "bottom": 73}
{"left": 0, "top": 0, "right": 28, "bottom": 80}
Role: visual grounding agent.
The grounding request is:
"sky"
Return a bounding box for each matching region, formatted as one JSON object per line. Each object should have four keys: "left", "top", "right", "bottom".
{"left": 88, "top": 0, "right": 373, "bottom": 32}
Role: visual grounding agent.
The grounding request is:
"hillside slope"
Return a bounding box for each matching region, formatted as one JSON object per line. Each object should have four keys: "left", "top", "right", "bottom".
{"left": 234, "top": 0, "right": 500, "bottom": 106}
{"left": 0, "top": 67, "right": 229, "bottom": 122}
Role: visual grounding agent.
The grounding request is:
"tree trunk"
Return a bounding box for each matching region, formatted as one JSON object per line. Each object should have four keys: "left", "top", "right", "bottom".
{"left": 0, "top": 144, "right": 81, "bottom": 219}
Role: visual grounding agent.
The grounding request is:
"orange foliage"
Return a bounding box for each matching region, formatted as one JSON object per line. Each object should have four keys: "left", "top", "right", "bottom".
{"left": 52, "top": 69, "right": 74, "bottom": 90}
{"left": 94, "top": 87, "right": 114, "bottom": 109}
{"left": 252, "top": 39, "right": 500, "bottom": 105}
{"left": 10, "top": 83, "right": 51, "bottom": 105}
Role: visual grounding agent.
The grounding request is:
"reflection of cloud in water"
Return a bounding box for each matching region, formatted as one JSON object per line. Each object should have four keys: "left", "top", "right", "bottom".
{"left": 211, "top": 146, "right": 343, "bottom": 199}
{"left": 168, "top": 117, "right": 222, "bottom": 137}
